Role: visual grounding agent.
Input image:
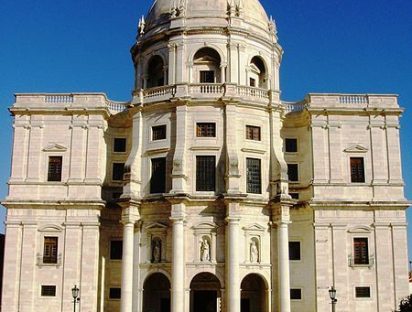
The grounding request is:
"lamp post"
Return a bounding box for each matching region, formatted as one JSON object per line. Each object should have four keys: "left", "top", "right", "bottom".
{"left": 71, "top": 285, "right": 80, "bottom": 312}
{"left": 329, "top": 286, "right": 337, "bottom": 312}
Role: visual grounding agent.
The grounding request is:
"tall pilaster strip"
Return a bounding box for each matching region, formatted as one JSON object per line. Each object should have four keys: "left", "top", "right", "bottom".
{"left": 226, "top": 215, "right": 241, "bottom": 312}
{"left": 120, "top": 205, "right": 140, "bottom": 312}
{"left": 170, "top": 202, "right": 186, "bottom": 312}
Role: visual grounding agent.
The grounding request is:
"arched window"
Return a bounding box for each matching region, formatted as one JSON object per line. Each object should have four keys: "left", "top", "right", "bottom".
{"left": 193, "top": 48, "right": 221, "bottom": 83}
{"left": 147, "top": 55, "right": 165, "bottom": 88}
{"left": 249, "top": 56, "right": 267, "bottom": 89}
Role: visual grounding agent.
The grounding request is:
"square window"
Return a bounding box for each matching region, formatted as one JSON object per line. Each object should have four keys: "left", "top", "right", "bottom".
{"left": 43, "top": 237, "right": 58, "bottom": 264}
{"left": 109, "top": 287, "right": 121, "bottom": 299}
{"left": 200, "top": 70, "right": 215, "bottom": 83}
{"left": 246, "top": 125, "right": 261, "bottom": 141}
{"left": 152, "top": 125, "right": 167, "bottom": 141}
{"left": 285, "top": 138, "right": 298, "bottom": 153}
{"left": 350, "top": 157, "right": 365, "bottom": 183}
{"left": 113, "top": 138, "right": 126, "bottom": 153}
{"left": 353, "top": 237, "right": 369, "bottom": 265}
{"left": 287, "top": 164, "right": 299, "bottom": 182}
{"left": 246, "top": 158, "right": 261, "bottom": 194}
{"left": 110, "top": 240, "right": 123, "bottom": 260}
{"left": 355, "top": 287, "right": 371, "bottom": 298}
{"left": 196, "top": 156, "right": 216, "bottom": 191}
{"left": 289, "top": 241, "right": 301, "bottom": 260}
{"left": 150, "top": 157, "right": 166, "bottom": 194}
{"left": 196, "top": 123, "right": 216, "bottom": 137}
{"left": 290, "top": 288, "right": 302, "bottom": 300}
{"left": 48, "top": 156, "right": 62, "bottom": 181}
{"left": 41, "top": 285, "right": 56, "bottom": 297}
{"left": 112, "top": 163, "right": 125, "bottom": 181}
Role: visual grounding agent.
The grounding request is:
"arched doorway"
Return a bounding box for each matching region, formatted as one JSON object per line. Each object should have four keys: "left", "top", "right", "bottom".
{"left": 190, "top": 272, "right": 222, "bottom": 312}
{"left": 143, "top": 273, "right": 170, "bottom": 312}
{"left": 240, "top": 274, "right": 268, "bottom": 312}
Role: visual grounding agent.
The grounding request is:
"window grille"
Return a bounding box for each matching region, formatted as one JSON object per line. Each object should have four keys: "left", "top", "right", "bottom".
{"left": 353, "top": 237, "right": 369, "bottom": 265}
{"left": 355, "top": 287, "right": 371, "bottom": 298}
{"left": 350, "top": 157, "right": 365, "bottom": 182}
{"left": 47, "top": 156, "right": 62, "bottom": 181}
{"left": 196, "top": 123, "right": 216, "bottom": 137}
{"left": 41, "top": 285, "right": 56, "bottom": 297}
{"left": 152, "top": 125, "right": 166, "bottom": 141}
{"left": 246, "top": 158, "right": 261, "bottom": 194}
{"left": 246, "top": 125, "right": 261, "bottom": 141}
{"left": 43, "top": 237, "right": 58, "bottom": 264}
{"left": 196, "top": 156, "right": 216, "bottom": 191}
{"left": 200, "top": 70, "right": 215, "bottom": 83}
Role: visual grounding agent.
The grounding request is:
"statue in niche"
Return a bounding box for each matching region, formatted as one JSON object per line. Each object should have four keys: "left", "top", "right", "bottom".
{"left": 250, "top": 240, "right": 259, "bottom": 263}
{"left": 200, "top": 238, "right": 210, "bottom": 262}
{"left": 151, "top": 239, "right": 161, "bottom": 263}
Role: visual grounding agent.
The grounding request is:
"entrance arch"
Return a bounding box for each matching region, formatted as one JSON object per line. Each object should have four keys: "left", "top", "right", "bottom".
{"left": 190, "top": 272, "right": 222, "bottom": 312}
{"left": 143, "top": 272, "right": 171, "bottom": 312}
{"left": 240, "top": 273, "right": 268, "bottom": 312}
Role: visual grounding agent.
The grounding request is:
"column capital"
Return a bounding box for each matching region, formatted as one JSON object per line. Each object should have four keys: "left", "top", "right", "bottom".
{"left": 121, "top": 205, "right": 140, "bottom": 225}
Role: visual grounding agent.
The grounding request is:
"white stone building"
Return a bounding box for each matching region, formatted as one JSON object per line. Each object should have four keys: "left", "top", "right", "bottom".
{"left": 1, "top": 0, "right": 410, "bottom": 311}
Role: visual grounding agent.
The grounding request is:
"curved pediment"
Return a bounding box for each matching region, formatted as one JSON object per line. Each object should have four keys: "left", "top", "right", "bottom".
{"left": 38, "top": 224, "right": 64, "bottom": 232}
{"left": 192, "top": 222, "right": 217, "bottom": 230}
{"left": 347, "top": 225, "right": 372, "bottom": 233}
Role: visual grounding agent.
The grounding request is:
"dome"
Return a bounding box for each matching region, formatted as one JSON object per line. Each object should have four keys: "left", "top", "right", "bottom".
{"left": 145, "top": 0, "right": 270, "bottom": 31}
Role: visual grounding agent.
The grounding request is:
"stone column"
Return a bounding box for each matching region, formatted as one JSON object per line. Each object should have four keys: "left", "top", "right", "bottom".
{"left": 170, "top": 202, "right": 186, "bottom": 312}
{"left": 120, "top": 205, "right": 140, "bottom": 312}
{"left": 132, "top": 221, "right": 142, "bottom": 312}
{"left": 226, "top": 216, "right": 240, "bottom": 312}
{"left": 272, "top": 201, "right": 292, "bottom": 312}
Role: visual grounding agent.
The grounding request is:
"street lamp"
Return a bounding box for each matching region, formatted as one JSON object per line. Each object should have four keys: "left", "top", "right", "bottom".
{"left": 71, "top": 285, "right": 80, "bottom": 312}
{"left": 329, "top": 286, "right": 337, "bottom": 312}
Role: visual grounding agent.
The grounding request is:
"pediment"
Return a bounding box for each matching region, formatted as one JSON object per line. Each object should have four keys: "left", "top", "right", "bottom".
{"left": 249, "top": 63, "right": 261, "bottom": 74}
{"left": 192, "top": 222, "right": 217, "bottom": 230}
{"left": 348, "top": 225, "right": 371, "bottom": 233}
{"left": 343, "top": 145, "right": 368, "bottom": 153}
{"left": 38, "top": 224, "right": 63, "bottom": 232}
{"left": 243, "top": 223, "right": 266, "bottom": 232}
{"left": 43, "top": 143, "right": 67, "bottom": 152}
{"left": 145, "top": 222, "right": 168, "bottom": 230}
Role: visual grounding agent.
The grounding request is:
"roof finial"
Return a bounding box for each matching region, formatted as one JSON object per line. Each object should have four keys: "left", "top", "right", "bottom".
{"left": 138, "top": 16, "right": 146, "bottom": 35}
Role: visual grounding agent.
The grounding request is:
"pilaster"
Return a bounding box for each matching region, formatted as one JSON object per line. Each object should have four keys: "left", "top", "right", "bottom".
{"left": 171, "top": 105, "right": 188, "bottom": 193}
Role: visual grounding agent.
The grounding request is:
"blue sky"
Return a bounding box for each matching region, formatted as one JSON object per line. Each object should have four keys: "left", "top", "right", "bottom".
{"left": 1, "top": 0, "right": 412, "bottom": 255}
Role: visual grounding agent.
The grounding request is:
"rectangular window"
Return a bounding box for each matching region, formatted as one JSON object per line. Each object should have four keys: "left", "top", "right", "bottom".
{"left": 152, "top": 125, "right": 167, "bottom": 141}
{"left": 113, "top": 138, "right": 126, "bottom": 153}
{"left": 150, "top": 157, "right": 166, "bottom": 194}
{"left": 290, "top": 288, "right": 302, "bottom": 300}
{"left": 110, "top": 240, "right": 123, "bottom": 260}
{"left": 285, "top": 138, "right": 298, "bottom": 153}
{"left": 200, "top": 70, "right": 215, "bottom": 83}
{"left": 287, "top": 164, "right": 299, "bottom": 182}
{"left": 112, "top": 163, "right": 125, "bottom": 181}
{"left": 196, "top": 123, "right": 216, "bottom": 137}
{"left": 289, "top": 193, "right": 299, "bottom": 200}
{"left": 289, "top": 241, "right": 301, "bottom": 260}
{"left": 43, "top": 237, "right": 58, "bottom": 264}
{"left": 355, "top": 287, "right": 371, "bottom": 298}
{"left": 353, "top": 237, "right": 369, "bottom": 265}
{"left": 249, "top": 78, "right": 256, "bottom": 87}
{"left": 246, "top": 158, "right": 261, "bottom": 194}
{"left": 350, "top": 157, "right": 365, "bottom": 183}
{"left": 109, "top": 287, "right": 121, "bottom": 299}
{"left": 41, "top": 285, "right": 56, "bottom": 297}
{"left": 246, "top": 125, "right": 261, "bottom": 141}
{"left": 196, "top": 156, "right": 216, "bottom": 191}
{"left": 47, "top": 156, "right": 62, "bottom": 181}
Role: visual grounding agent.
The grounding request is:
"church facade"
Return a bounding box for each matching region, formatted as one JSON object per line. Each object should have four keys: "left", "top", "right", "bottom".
{"left": 1, "top": 0, "right": 409, "bottom": 312}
